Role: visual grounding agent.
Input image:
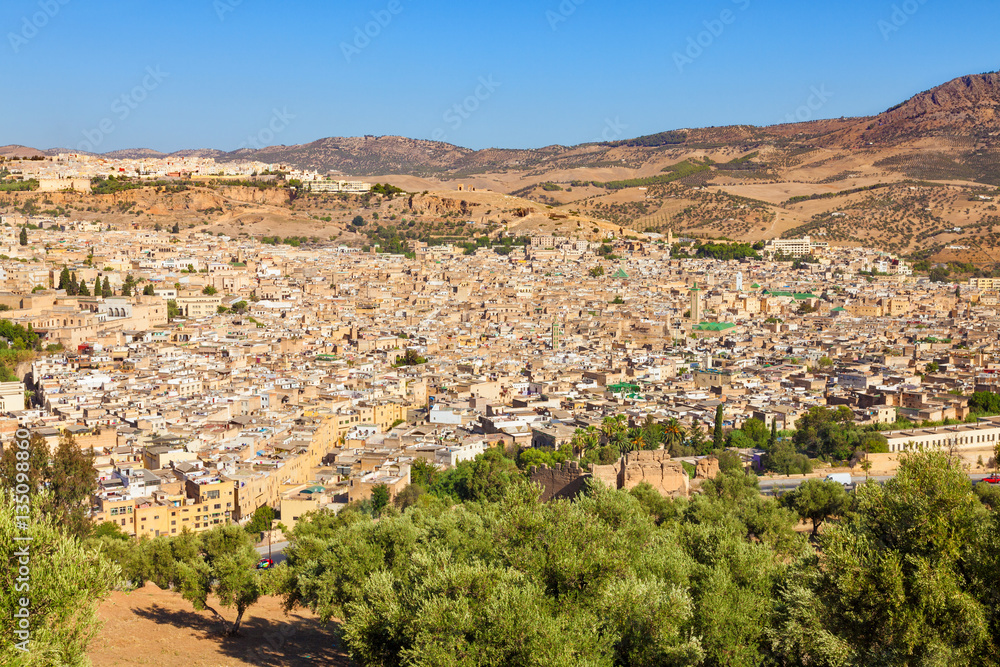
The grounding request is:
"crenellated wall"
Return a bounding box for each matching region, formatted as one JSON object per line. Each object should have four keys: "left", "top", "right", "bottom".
{"left": 531, "top": 451, "right": 719, "bottom": 501}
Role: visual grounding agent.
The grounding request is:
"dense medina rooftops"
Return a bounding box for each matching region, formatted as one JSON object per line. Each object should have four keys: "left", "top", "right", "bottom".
{"left": 1, "top": 229, "right": 992, "bottom": 476}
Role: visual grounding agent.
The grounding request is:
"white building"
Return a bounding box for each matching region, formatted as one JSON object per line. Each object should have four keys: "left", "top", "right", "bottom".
{"left": 883, "top": 420, "right": 1000, "bottom": 453}
{"left": 305, "top": 180, "right": 372, "bottom": 193}
{"left": 763, "top": 236, "right": 829, "bottom": 257}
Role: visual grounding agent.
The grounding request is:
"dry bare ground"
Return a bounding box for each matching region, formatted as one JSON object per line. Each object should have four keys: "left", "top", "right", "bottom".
{"left": 87, "top": 584, "right": 346, "bottom": 667}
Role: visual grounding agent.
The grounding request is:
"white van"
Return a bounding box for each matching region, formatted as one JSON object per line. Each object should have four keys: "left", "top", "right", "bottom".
{"left": 825, "top": 473, "right": 852, "bottom": 487}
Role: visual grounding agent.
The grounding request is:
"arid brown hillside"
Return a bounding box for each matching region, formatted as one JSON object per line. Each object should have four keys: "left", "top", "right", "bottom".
{"left": 0, "top": 181, "right": 623, "bottom": 246}
{"left": 14, "top": 72, "right": 1000, "bottom": 178}
{"left": 9, "top": 71, "right": 1000, "bottom": 261}
{"left": 126, "top": 73, "right": 1000, "bottom": 176}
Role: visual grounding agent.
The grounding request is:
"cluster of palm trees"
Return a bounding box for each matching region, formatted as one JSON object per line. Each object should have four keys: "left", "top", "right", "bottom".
{"left": 573, "top": 414, "right": 708, "bottom": 461}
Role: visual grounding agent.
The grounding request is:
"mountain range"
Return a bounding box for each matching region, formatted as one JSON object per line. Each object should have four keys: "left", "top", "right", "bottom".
{"left": 4, "top": 72, "right": 1000, "bottom": 262}
{"left": 5, "top": 71, "right": 999, "bottom": 179}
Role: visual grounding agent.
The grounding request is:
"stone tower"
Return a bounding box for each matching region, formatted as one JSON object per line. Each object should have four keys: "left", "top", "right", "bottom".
{"left": 690, "top": 283, "right": 702, "bottom": 322}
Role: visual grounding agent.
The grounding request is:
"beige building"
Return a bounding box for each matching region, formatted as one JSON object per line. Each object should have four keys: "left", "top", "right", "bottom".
{"left": 176, "top": 293, "right": 222, "bottom": 319}
{"left": 0, "top": 382, "right": 25, "bottom": 412}
{"left": 347, "top": 468, "right": 410, "bottom": 504}
{"left": 280, "top": 483, "right": 339, "bottom": 530}
{"left": 883, "top": 420, "right": 1000, "bottom": 453}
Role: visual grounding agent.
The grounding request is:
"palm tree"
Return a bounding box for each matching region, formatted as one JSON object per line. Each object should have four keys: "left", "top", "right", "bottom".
{"left": 600, "top": 414, "right": 626, "bottom": 444}
{"left": 571, "top": 426, "right": 600, "bottom": 457}
{"left": 663, "top": 418, "right": 686, "bottom": 454}
{"left": 613, "top": 428, "right": 640, "bottom": 457}
{"left": 626, "top": 427, "right": 646, "bottom": 454}
{"left": 642, "top": 420, "right": 665, "bottom": 450}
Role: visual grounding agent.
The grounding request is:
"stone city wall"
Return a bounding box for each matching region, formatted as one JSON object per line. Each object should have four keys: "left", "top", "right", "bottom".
{"left": 531, "top": 452, "right": 722, "bottom": 501}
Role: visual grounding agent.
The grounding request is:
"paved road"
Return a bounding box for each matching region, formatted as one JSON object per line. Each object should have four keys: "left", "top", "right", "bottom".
{"left": 760, "top": 473, "right": 994, "bottom": 495}
{"left": 255, "top": 540, "right": 290, "bottom": 565}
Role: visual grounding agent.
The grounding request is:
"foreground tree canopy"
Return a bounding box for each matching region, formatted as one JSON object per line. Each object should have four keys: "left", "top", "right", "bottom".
{"left": 0, "top": 491, "right": 122, "bottom": 665}
{"left": 273, "top": 451, "right": 1000, "bottom": 667}
{"left": 5, "top": 449, "right": 997, "bottom": 666}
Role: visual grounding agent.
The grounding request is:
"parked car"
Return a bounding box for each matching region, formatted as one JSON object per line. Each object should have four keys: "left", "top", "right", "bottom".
{"left": 256, "top": 557, "right": 274, "bottom": 570}
{"left": 982, "top": 474, "right": 1000, "bottom": 485}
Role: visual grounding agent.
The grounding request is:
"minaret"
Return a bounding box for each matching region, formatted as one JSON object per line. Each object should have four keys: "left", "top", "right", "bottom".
{"left": 551, "top": 316, "right": 560, "bottom": 350}
{"left": 690, "top": 283, "right": 702, "bottom": 322}
{"left": 736, "top": 272, "right": 744, "bottom": 292}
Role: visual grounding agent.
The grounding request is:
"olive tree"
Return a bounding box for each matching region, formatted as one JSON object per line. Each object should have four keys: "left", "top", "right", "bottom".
{"left": 781, "top": 478, "right": 851, "bottom": 537}
{"left": 151, "top": 525, "right": 264, "bottom": 636}
{"left": 1, "top": 491, "right": 122, "bottom": 664}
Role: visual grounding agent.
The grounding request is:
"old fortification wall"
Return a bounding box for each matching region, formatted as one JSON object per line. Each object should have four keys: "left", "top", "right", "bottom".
{"left": 619, "top": 450, "right": 690, "bottom": 498}
{"left": 696, "top": 457, "right": 720, "bottom": 480}
{"left": 531, "top": 452, "right": 721, "bottom": 501}
{"left": 590, "top": 461, "right": 621, "bottom": 489}
{"left": 529, "top": 461, "right": 590, "bottom": 502}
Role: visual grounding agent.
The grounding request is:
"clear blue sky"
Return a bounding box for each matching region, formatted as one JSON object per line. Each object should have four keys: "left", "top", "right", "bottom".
{"left": 2, "top": 0, "right": 997, "bottom": 153}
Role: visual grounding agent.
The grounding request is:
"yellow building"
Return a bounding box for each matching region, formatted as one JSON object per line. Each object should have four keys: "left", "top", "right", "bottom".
{"left": 233, "top": 471, "right": 281, "bottom": 523}
{"left": 95, "top": 488, "right": 232, "bottom": 538}
{"left": 358, "top": 401, "right": 408, "bottom": 432}
{"left": 279, "top": 484, "right": 339, "bottom": 531}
